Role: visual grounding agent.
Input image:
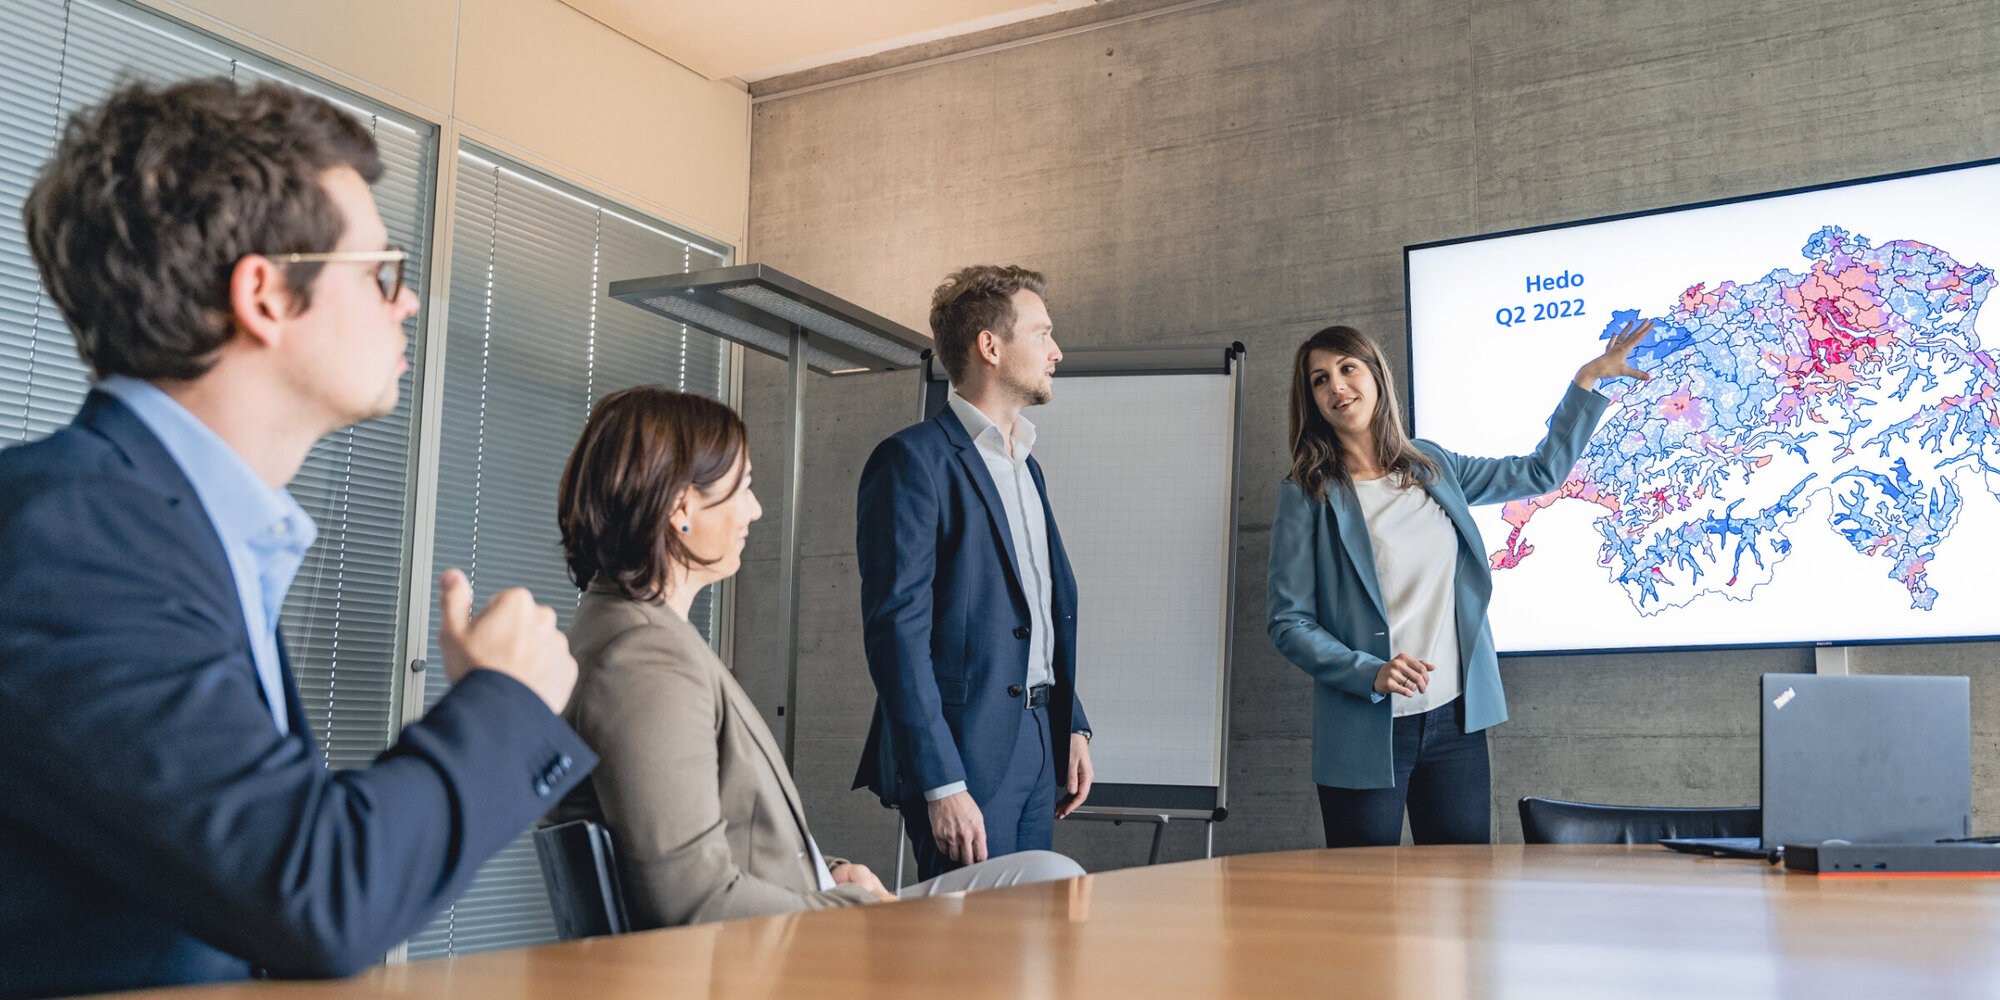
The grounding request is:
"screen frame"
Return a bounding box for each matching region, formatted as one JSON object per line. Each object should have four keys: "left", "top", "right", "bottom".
{"left": 1401, "top": 154, "right": 2000, "bottom": 658}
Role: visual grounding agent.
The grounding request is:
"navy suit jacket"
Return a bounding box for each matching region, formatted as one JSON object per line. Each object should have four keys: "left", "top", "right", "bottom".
{"left": 853, "top": 405, "right": 1089, "bottom": 808}
{"left": 0, "top": 391, "right": 595, "bottom": 999}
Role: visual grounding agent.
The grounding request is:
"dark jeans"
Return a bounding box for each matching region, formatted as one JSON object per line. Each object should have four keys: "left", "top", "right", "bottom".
{"left": 1317, "top": 699, "right": 1490, "bottom": 847}
{"left": 901, "top": 705, "right": 1056, "bottom": 882}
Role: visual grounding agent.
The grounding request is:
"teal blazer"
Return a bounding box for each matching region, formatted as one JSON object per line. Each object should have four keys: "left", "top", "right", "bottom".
{"left": 1265, "top": 383, "right": 1609, "bottom": 789}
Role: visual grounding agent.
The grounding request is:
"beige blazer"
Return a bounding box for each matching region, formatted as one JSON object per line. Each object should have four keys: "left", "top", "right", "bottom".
{"left": 548, "top": 582, "right": 877, "bottom": 928}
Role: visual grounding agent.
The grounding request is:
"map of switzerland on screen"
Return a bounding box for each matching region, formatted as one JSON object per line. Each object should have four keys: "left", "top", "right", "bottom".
{"left": 1409, "top": 163, "right": 2000, "bottom": 652}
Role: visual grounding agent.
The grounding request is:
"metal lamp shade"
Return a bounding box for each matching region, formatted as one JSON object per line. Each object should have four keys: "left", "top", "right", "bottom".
{"left": 609, "top": 263, "right": 928, "bottom": 375}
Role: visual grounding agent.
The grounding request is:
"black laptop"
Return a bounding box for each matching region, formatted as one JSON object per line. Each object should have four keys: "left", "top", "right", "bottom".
{"left": 1662, "top": 673, "right": 1971, "bottom": 859}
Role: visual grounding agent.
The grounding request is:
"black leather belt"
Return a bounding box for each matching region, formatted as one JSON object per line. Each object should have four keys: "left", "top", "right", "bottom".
{"left": 1005, "top": 682, "right": 1054, "bottom": 708}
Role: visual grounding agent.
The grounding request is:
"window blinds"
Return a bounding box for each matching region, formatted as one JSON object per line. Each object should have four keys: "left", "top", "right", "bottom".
{"left": 0, "top": 0, "right": 436, "bottom": 771}
{"left": 1, "top": 0, "right": 733, "bottom": 964}
{"left": 404, "top": 147, "right": 730, "bottom": 959}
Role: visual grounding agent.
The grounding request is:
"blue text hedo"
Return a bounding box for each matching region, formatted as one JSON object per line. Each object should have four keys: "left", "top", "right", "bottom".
{"left": 1526, "top": 271, "right": 1584, "bottom": 292}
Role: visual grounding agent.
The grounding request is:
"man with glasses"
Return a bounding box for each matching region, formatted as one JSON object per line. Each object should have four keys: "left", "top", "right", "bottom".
{"left": 0, "top": 78, "right": 594, "bottom": 998}
{"left": 276, "top": 246, "right": 412, "bottom": 301}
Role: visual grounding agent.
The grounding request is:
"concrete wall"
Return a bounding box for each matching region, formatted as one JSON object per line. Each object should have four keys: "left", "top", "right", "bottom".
{"left": 736, "top": 0, "right": 2000, "bottom": 875}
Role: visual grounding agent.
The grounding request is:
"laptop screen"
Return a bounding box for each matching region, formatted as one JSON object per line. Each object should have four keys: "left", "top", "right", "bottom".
{"left": 1760, "top": 673, "right": 1970, "bottom": 848}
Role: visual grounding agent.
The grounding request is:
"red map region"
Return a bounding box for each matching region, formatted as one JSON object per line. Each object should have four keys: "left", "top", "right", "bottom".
{"left": 1784, "top": 260, "right": 1891, "bottom": 386}
{"left": 1489, "top": 477, "right": 1620, "bottom": 569}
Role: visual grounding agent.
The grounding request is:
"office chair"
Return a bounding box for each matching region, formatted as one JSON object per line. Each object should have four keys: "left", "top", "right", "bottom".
{"left": 532, "top": 820, "right": 632, "bottom": 940}
{"left": 1518, "top": 797, "right": 1760, "bottom": 845}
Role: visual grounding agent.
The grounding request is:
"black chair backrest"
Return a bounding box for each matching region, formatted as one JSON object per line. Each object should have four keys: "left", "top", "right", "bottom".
{"left": 533, "top": 819, "right": 631, "bottom": 940}
{"left": 1518, "top": 797, "right": 1760, "bottom": 845}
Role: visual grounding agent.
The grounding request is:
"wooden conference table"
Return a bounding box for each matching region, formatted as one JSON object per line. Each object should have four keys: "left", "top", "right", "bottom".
{"left": 117, "top": 846, "right": 2000, "bottom": 999}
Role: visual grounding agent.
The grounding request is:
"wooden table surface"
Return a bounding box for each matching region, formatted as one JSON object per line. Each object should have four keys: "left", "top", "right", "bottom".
{"left": 112, "top": 846, "right": 2000, "bottom": 999}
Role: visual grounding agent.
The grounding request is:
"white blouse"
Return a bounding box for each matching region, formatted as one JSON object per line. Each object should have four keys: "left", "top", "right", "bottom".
{"left": 1351, "top": 476, "right": 1462, "bottom": 717}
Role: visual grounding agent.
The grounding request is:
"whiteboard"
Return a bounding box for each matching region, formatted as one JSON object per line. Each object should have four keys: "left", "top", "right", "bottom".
{"left": 922, "top": 345, "right": 1243, "bottom": 814}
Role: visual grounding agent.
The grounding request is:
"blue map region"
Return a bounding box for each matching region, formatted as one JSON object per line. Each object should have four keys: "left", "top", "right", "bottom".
{"left": 1492, "top": 226, "right": 2000, "bottom": 615}
{"left": 1608, "top": 309, "right": 1700, "bottom": 371}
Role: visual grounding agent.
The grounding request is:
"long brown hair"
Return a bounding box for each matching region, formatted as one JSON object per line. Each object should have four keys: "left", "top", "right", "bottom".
{"left": 1286, "top": 325, "right": 1437, "bottom": 505}
{"left": 557, "top": 386, "right": 748, "bottom": 601}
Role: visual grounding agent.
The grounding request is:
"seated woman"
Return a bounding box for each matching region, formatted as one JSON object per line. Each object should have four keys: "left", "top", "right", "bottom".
{"left": 547, "top": 386, "right": 1082, "bottom": 928}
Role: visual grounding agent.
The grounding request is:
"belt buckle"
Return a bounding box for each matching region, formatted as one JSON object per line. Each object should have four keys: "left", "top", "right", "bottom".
{"left": 1027, "top": 683, "right": 1052, "bottom": 709}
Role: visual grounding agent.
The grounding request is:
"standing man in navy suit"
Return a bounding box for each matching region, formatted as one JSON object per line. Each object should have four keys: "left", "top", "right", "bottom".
{"left": 0, "top": 79, "right": 594, "bottom": 999}
{"left": 855, "top": 265, "right": 1094, "bottom": 880}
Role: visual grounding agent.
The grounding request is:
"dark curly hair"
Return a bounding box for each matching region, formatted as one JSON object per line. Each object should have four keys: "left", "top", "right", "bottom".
{"left": 23, "top": 77, "right": 381, "bottom": 381}
{"left": 928, "top": 264, "right": 1047, "bottom": 384}
{"left": 557, "top": 387, "right": 750, "bottom": 602}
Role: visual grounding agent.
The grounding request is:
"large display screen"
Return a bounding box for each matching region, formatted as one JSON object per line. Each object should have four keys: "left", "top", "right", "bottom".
{"left": 1405, "top": 160, "right": 2000, "bottom": 654}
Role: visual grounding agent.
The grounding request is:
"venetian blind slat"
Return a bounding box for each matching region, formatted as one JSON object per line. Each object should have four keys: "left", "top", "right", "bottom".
{"left": 0, "top": 0, "right": 437, "bottom": 776}
{"left": 405, "top": 146, "right": 732, "bottom": 961}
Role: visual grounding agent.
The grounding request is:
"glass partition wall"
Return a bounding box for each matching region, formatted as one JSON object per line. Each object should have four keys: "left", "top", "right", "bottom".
{"left": 0, "top": 0, "right": 734, "bottom": 959}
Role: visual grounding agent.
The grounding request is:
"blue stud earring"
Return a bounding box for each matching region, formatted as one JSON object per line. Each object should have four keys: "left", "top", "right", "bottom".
{"left": 679, "top": 524, "right": 690, "bottom": 532}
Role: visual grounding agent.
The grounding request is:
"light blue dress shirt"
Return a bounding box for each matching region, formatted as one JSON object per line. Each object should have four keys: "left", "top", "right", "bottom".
{"left": 922, "top": 393, "right": 1058, "bottom": 803}
{"left": 97, "top": 376, "right": 316, "bottom": 736}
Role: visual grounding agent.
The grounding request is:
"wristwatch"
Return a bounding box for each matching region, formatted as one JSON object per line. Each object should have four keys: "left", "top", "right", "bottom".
{"left": 1075, "top": 729, "right": 1092, "bottom": 744}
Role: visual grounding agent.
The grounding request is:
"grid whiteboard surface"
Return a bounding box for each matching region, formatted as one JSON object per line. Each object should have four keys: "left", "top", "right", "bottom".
{"left": 1026, "top": 373, "right": 1234, "bottom": 788}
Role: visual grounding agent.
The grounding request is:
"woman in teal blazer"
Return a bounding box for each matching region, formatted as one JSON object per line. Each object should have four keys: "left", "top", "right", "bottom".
{"left": 1266, "top": 322, "right": 1650, "bottom": 846}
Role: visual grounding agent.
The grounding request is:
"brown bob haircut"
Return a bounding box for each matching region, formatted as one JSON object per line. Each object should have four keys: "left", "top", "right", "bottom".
{"left": 1286, "top": 325, "right": 1438, "bottom": 505}
{"left": 558, "top": 386, "right": 749, "bottom": 601}
{"left": 23, "top": 77, "right": 381, "bottom": 381}
{"left": 928, "top": 264, "right": 1047, "bottom": 384}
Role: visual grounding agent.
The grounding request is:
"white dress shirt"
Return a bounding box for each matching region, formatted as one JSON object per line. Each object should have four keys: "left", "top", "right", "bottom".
{"left": 924, "top": 393, "right": 1058, "bottom": 802}
{"left": 806, "top": 836, "right": 836, "bottom": 890}
{"left": 1350, "top": 475, "right": 1462, "bottom": 717}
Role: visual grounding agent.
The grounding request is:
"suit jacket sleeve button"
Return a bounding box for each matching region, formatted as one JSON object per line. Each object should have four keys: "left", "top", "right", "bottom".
{"left": 1008, "top": 685, "right": 1023, "bottom": 698}
{"left": 534, "top": 779, "right": 551, "bottom": 797}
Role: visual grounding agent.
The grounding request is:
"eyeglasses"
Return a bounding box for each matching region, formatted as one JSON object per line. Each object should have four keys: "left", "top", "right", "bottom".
{"left": 269, "top": 247, "right": 410, "bottom": 302}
